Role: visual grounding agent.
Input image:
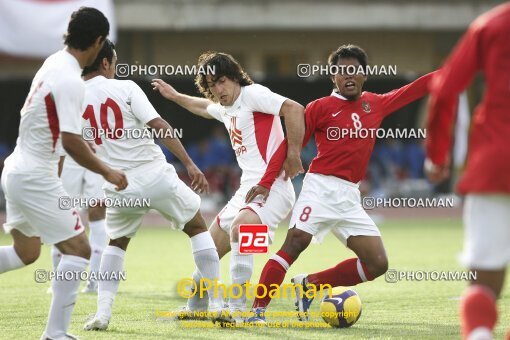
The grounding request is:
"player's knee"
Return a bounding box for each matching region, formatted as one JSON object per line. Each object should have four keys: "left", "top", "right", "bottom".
{"left": 88, "top": 207, "right": 105, "bottom": 221}
{"left": 77, "top": 243, "right": 92, "bottom": 260}
{"left": 366, "top": 254, "right": 388, "bottom": 279}
{"left": 183, "top": 212, "right": 208, "bottom": 237}
{"left": 230, "top": 223, "right": 240, "bottom": 242}
{"left": 17, "top": 247, "right": 40, "bottom": 265}
{"left": 183, "top": 223, "right": 208, "bottom": 238}
{"left": 108, "top": 237, "right": 130, "bottom": 251}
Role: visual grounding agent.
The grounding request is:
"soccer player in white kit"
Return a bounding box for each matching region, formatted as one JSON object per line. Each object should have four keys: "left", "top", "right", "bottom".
{"left": 82, "top": 41, "right": 230, "bottom": 331}
{"left": 52, "top": 39, "right": 114, "bottom": 295}
{"left": 152, "top": 51, "right": 305, "bottom": 321}
{"left": 0, "top": 8, "right": 128, "bottom": 340}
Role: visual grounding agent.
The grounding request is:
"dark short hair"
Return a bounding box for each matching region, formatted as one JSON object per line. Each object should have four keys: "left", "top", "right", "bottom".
{"left": 82, "top": 39, "right": 115, "bottom": 76}
{"left": 328, "top": 44, "right": 368, "bottom": 69}
{"left": 195, "top": 51, "right": 253, "bottom": 101}
{"left": 64, "top": 7, "right": 109, "bottom": 50}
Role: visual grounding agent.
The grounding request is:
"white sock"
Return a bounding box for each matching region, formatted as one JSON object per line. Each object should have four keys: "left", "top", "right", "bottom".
{"left": 186, "top": 267, "right": 209, "bottom": 311}
{"left": 88, "top": 220, "right": 108, "bottom": 281}
{"left": 97, "top": 245, "right": 125, "bottom": 318}
{"left": 190, "top": 232, "right": 224, "bottom": 310}
{"left": 51, "top": 246, "right": 62, "bottom": 271}
{"left": 229, "top": 242, "right": 253, "bottom": 311}
{"left": 0, "top": 246, "right": 24, "bottom": 274}
{"left": 45, "top": 255, "right": 89, "bottom": 338}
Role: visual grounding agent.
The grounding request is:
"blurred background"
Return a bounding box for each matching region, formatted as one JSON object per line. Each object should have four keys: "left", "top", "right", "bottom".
{"left": 0, "top": 0, "right": 503, "bottom": 216}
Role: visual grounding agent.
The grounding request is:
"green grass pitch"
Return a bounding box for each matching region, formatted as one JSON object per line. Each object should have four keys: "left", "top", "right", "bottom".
{"left": 1, "top": 218, "right": 509, "bottom": 339}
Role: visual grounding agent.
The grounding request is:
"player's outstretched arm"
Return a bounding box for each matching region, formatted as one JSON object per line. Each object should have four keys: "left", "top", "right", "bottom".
{"left": 380, "top": 70, "right": 438, "bottom": 117}
{"left": 151, "top": 79, "right": 215, "bottom": 119}
{"left": 147, "top": 117, "right": 209, "bottom": 194}
{"left": 61, "top": 132, "right": 128, "bottom": 191}
{"left": 279, "top": 99, "right": 305, "bottom": 179}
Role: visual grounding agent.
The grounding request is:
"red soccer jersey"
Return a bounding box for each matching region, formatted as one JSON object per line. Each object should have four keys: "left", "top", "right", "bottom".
{"left": 259, "top": 72, "right": 434, "bottom": 188}
{"left": 426, "top": 3, "right": 510, "bottom": 194}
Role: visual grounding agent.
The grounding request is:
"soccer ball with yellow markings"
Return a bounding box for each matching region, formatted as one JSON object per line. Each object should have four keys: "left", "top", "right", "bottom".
{"left": 320, "top": 286, "right": 362, "bottom": 328}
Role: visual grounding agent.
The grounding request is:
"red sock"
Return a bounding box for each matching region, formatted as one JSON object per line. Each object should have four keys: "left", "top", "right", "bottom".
{"left": 307, "top": 258, "right": 374, "bottom": 287}
{"left": 460, "top": 285, "right": 497, "bottom": 339}
{"left": 252, "top": 250, "right": 294, "bottom": 309}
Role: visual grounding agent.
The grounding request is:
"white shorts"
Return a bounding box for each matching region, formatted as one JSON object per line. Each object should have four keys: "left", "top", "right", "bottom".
{"left": 1, "top": 170, "right": 84, "bottom": 244}
{"left": 461, "top": 194, "right": 510, "bottom": 270}
{"left": 289, "top": 173, "right": 380, "bottom": 245}
{"left": 216, "top": 180, "right": 295, "bottom": 242}
{"left": 104, "top": 161, "right": 200, "bottom": 240}
{"left": 60, "top": 159, "right": 104, "bottom": 200}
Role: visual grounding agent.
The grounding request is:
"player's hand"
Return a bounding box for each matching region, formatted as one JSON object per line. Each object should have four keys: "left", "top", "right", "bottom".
{"left": 151, "top": 79, "right": 179, "bottom": 101}
{"left": 282, "top": 154, "right": 304, "bottom": 180}
{"left": 424, "top": 158, "right": 450, "bottom": 184}
{"left": 103, "top": 168, "right": 128, "bottom": 191}
{"left": 245, "top": 185, "right": 270, "bottom": 203}
{"left": 186, "top": 164, "right": 209, "bottom": 194}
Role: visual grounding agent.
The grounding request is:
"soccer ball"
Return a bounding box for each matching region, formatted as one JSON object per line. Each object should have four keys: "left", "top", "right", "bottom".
{"left": 319, "top": 286, "right": 362, "bottom": 328}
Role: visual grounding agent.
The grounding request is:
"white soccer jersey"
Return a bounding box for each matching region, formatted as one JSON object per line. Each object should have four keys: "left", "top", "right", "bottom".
{"left": 82, "top": 76, "right": 165, "bottom": 170}
{"left": 207, "top": 84, "right": 287, "bottom": 189}
{"left": 4, "top": 50, "right": 84, "bottom": 174}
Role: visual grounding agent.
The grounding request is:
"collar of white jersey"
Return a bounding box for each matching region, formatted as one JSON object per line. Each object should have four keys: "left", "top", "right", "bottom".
{"left": 221, "top": 86, "right": 244, "bottom": 116}
{"left": 62, "top": 49, "right": 83, "bottom": 72}
{"left": 331, "top": 90, "right": 348, "bottom": 101}
{"left": 85, "top": 75, "right": 107, "bottom": 84}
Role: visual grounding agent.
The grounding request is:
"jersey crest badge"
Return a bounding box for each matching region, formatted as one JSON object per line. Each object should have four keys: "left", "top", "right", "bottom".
{"left": 362, "top": 101, "right": 371, "bottom": 113}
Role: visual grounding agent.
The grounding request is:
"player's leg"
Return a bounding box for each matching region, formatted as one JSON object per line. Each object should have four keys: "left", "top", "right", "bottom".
{"left": 459, "top": 195, "right": 510, "bottom": 340}
{"left": 233, "top": 185, "right": 295, "bottom": 320}
{"left": 307, "top": 234, "right": 388, "bottom": 285}
{"left": 228, "top": 208, "right": 261, "bottom": 314}
{"left": 304, "top": 176, "right": 387, "bottom": 290}
{"left": 0, "top": 229, "right": 40, "bottom": 273}
{"left": 4, "top": 171, "right": 89, "bottom": 339}
{"left": 83, "top": 205, "right": 107, "bottom": 293}
{"left": 84, "top": 207, "right": 139, "bottom": 331}
{"left": 182, "top": 199, "right": 238, "bottom": 318}
{"left": 185, "top": 219, "right": 231, "bottom": 315}
{"left": 304, "top": 226, "right": 387, "bottom": 295}
{"left": 182, "top": 211, "right": 229, "bottom": 317}
{"left": 147, "top": 163, "right": 232, "bottom": 324}
{"left": 82, "top": 170, "right": 108, "bottom": 293}
{"left": 0, "top": 178, "right": 41, "bottom": 272}
{"left": 252, "top": 225, "right": 312, "bottom": 310}
{"left": 84, "top": 236, "right": 131, "bottom": 330}
{"left": 45, "top": 229, "right": 91, "bottom": 339}
{"left": 461, "top": 271, "right": 504, "bottom": 340}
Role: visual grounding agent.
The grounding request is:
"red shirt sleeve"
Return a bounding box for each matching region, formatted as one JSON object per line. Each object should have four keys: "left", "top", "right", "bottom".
{"left": 426, "top": 24, "right": 481, "bottom": 165}
{"left": 258, "top": 101, "right": 320, "bottom": 189}
{"left": 379, "top": 71, "right": 436, "bottom": 117}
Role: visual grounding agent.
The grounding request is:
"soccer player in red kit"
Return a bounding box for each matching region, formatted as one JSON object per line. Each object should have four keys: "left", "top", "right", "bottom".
{"left": 245, "top": 44, "right": 435, "bottom": 323}
{"left": 424, "top": 3, "right": 510, "bottom": 340}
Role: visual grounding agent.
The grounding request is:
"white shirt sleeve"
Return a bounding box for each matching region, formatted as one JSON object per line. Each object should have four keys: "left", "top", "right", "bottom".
{"left": 54, "top": 76, "right": 85, "bottom": 134}
{"left": 243, "top": 84, "right": 288, "bottom": 116}
{"left": 206, "top": 103, "right": 223, "bottom": 121}
{"left": 128, "top": 80, "right": 161, "bottom": 124}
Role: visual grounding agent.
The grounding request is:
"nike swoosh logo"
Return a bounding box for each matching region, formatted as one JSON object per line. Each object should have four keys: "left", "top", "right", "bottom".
{"left": 332, "top": 111, "right": 342, "bottom": 117}
{"left": 328, "top": 297, "right": 343, "bottom": 304}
